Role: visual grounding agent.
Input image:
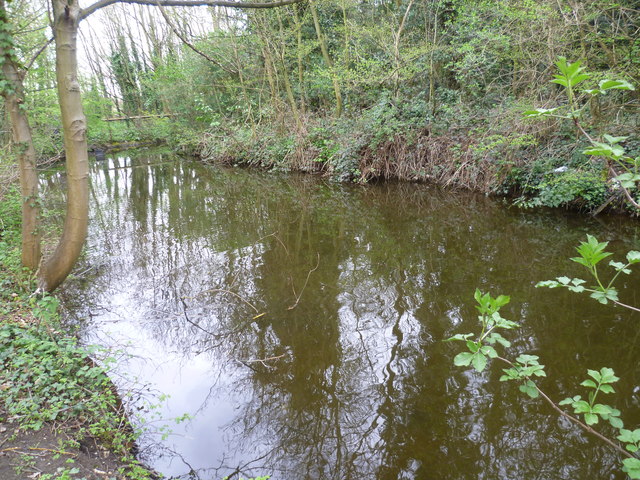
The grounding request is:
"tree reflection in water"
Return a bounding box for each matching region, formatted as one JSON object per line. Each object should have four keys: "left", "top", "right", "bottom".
{"left": 56, "top": 152, "right": 640, "bottom": 480}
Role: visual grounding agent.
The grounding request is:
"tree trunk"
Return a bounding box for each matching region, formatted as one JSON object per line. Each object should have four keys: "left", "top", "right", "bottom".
{"left": 39, "top": 0, "right": 89, "bottom": 292}
{"left": 0, "top": 1, "right": 41, "bottom": 270}
{"left": 309, "top": 0, "right": 343, "bottom": 117}
{"left": 292, "top": 5, "right": 307, "bottom": 115}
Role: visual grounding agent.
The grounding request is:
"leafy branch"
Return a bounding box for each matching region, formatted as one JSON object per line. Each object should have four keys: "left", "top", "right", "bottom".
{"left": 523, "top": 57, "right": 638, "bottom": 211}
{"left": 537, "top": 234, "right": 640, "bottom": 311}
{"left": 447, "top": 264, "right": 640, "bottom": 478}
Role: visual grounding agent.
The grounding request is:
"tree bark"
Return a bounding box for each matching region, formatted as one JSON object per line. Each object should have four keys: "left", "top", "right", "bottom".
{"left": 39, "top": 0, "right": 90, "bottom": 292}
{"left": 0, "top": 0, "right": 41, "bottom": 270}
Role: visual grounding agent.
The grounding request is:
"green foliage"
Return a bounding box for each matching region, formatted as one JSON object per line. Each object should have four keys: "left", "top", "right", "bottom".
{"left": 529, "top": 169, "right": 607, "bottom": 210}
{"left": 0, "top": 317, "right": 113, "bottom": 433}
{"left": 0, "top": 186, "right": 33, "bottom": 304}
{"left": 537, "top": 234, "right": 640, "bottom": 305}
{"left": 449, "top": 235, "right": 640, "bottom": 479}
{"left": 0, "top": 186, "right": 153, "bottom": 479}
{"left": 524, "top": 57, "right": 638, "bottom": 210}
{"left": 499, "top": 354, "right": 546, "bottom": 399}
{"left": 446, "top": 289, "right": 517, "bottom": 373}
{"left": 558, "top": 368, "right": 622, "bottom": 427}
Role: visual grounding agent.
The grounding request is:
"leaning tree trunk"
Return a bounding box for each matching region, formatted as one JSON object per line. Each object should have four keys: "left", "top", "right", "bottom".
{"left": 39, "top": 0, "right": 89, "bottom": 292}
{"left": 0, "top": 1, "right": 41, "bottom": 270}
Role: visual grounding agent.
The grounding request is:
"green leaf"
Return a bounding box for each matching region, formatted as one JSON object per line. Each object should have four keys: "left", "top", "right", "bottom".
{"left": 487, "top": 332, "right": 511, "bottom": 348}
{"left": 516, "top": 354, "right": 539, "bottom": 364}
{"left": 551, "top": 77, "right": 568, "bottom": 87}
{"left": 622, "top": 458, "right": 640, "bottom": 479}
{"left": 500, "top": 367, "right": 519, "bottom": 381}
{"left": 587, "top": 369, "right": 602, "bottom": 383}
{"left": 599, "top": 79, "right": 635, "bottom": 92}
{"left": 589, "top": 288, "right": 618, "bottom": 304}
{"left": 445, "top": 333, "right": 474, "bottom": 342}
{"left": 627, "top": 251, "right": 640, "bottom": 264}
{"left": 603, "top": 134, "right": 628, "bottom": 144}
{"left": 453, "top": 352, "right": 474, "bottom": 367}
{"left": 572, "top": 235, "right": 613, "bottom": 268}
{"left": 536, "top": 280, "right": 560, "bottom": 288}
{"left": 584, "top": 413, "right": 598, "bottom": 425}
{"left": 570, "top": 72, "right": 590, "bottom": 87}
{"left": 583, "top": 142, "right": 625, "bottom": 159}
{"left": 599, "top": 384, "right": 615, "bottom": 394}
{"left": 615, "top": 173, "right": 640, "bottom": 189}
{"left": 618, "top": 429, "right": 640, "bottom": 445}
{"left": 518, "top": 380, "right": 539, "bottom": 398}
{"left": 591, "top": 404, "right": 612, "bottom": 415}
{"left": 567, "top": 285, "right": 585, "bottom": 293}
{"left": 466, "top": 340, "right": 480, "bottom": 353}
{"left": 599, "top": 367, "right": 619, "bottom": 384}
{"left": 608, "top": 416, "right": 623, "bottom": 429}
{"left": 573, "top": 400, "right": 591, "bottom": 413}
{"left": 480, "top": 345, "right": 498, "bottom": 358}
{"left": 493, "top": 295, "right": 510, "bottom": 308}
{"left": 580, "top": 379, "right": 597, "bottom": 389}
{"left": 472, "top": 353, "right": 488, "bottom": 372}
{"left": 609, "top": 260, "right": 631, "bottom": 274}
{"left": 523, "top": 107, "right": 559, "bottom": 117}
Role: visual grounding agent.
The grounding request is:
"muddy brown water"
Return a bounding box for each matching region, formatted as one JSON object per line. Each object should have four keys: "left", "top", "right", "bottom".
{"left": 57, "top": 151, "right": 640, "bottom": 480}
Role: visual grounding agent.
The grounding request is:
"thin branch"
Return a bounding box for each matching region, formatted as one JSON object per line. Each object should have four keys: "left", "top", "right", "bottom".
{"left": 25, "top": 37, "right": 54, "bottom": 71}
{"left": 192, "top": 288, "right": 259, "bottom": 313}
{"left": 288, "top": 253, "right": 320, "bottom": 310}
{"left": 610, "top": 165, "right": 640, "bottom": 210}
{"left": 81, "top": 0, "right": 305, "bottom": 21}
{"left": 613, "top": 299, "right": 640, "bottom": 314}
{"left": 180, "top": 297, "right": 220, "bottom": 337}
{"left": 155, "top": 2, "right": 238, "bottom": 75}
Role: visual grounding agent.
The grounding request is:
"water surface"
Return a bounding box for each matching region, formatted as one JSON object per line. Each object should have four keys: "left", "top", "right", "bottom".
{"left": 60, "top": 152, "right": 640, "bottom": 480}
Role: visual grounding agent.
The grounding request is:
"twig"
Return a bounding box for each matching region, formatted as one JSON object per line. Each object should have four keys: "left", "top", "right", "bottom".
{"left": 179, "top": 298, "right": 219, "bottom": 337}
{"left": 25, "top": 37, "right": 54, "bottom": 71}
{"left": 27, "top": 447, "right": 77, "bottom": 456}
{"left": 238, "top": 353, "right": 287, "bottom": 369}
{"left": 592, "top": 191, "right": 622, "bottom": 217}
{"left": 155, "top": 2, "right": 237, "bottom": 76}
{"left": 191, "top": 289, "right": 259, "bottom": 313}
{"left": 610, "top": 165, "right": 640, "bottom": 210}
{"left": 613, "top": 299, "right": 640, "bottom": 314}
{"left": 288, "top": 253, "right": 320, "bottom": 310}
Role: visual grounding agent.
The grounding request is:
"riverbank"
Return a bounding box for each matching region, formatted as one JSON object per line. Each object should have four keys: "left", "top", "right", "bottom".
{"left": 194, "top": 106, "right": 638, "bottom": 215}
{"left": 0, "top": 187, "right": 156, "bottom": 480}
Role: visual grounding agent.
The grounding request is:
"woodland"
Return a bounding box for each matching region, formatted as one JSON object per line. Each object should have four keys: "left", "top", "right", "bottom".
{"left": 0, "top": 0, "right": 636, "bottom": 291}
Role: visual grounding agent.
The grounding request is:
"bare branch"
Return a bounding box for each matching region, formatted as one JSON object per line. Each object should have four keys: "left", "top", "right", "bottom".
{"left": 25, "top": 37, "right": 53, "bottom": 71}
{"left": 81, "top": 0, "right": 304, "bottom": 21}
{"left": 155, "top": 3, "right": 238, "bottom": 75}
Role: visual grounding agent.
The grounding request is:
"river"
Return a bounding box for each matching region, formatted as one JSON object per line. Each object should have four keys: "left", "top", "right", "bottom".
{"left": 58, "top": 150, "right": 640, "bottom": 480}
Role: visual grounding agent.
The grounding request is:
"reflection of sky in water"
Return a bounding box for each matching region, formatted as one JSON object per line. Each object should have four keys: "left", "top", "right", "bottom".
{"left": 58, "top": 153, "right": 640, "bottom": 480}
